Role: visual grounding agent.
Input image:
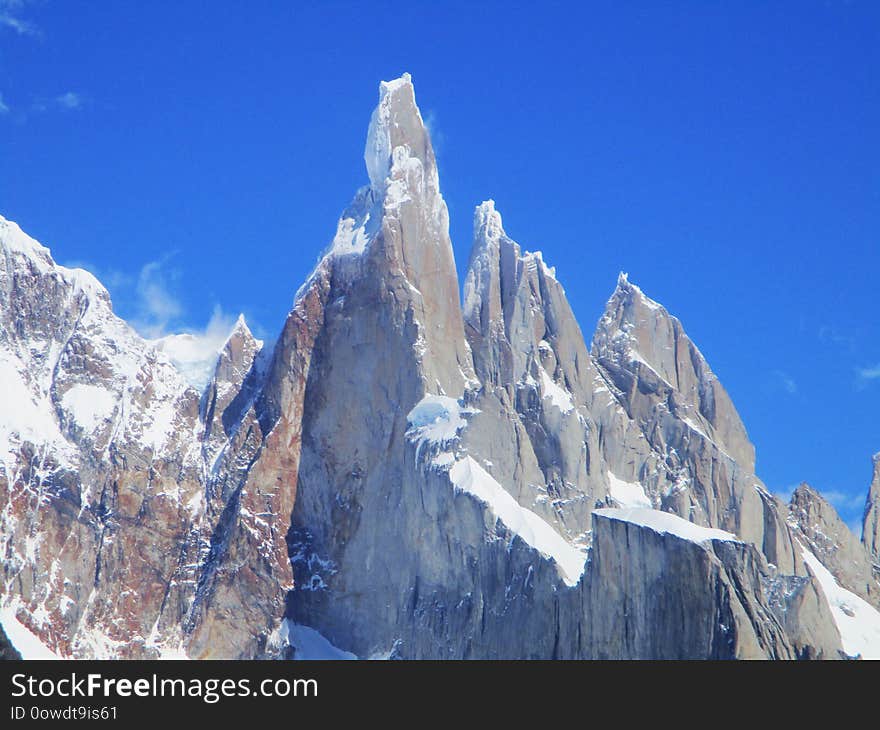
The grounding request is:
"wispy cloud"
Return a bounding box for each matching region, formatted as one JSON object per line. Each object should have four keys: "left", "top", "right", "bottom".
{"left": 772, "top": 483, "right": 800, "bottom": 504}
{"left": 818, "top": 324, "right": 856, "bottom": 351}
{"left": 1, "top": 3, "right": 86, "bottom": 121}
{"left": 65, "top": 255, "right": 187, "bottom": 338}
{"left": 423, "top": 109, "right": 445, "bottom": 157}
{"left": 0, "top": 0, "right": 39, "bottom": 37}
{"left": 858, "top": 363, "right": 880, "bottom": 384}
{"left": 848, "top": 519, "right": 863, "bottom": 540}
{"left": 63, "top": 255, "right": 251, "bottom": 388}
{"left": 151, "top": 305, "right": 241, "bottom": 389}
{"left": 769, "top": 369, "right": 797, "bottom": 395}
{"left": 30, "top": 91, "right": 86, "bottom": 114}
{"left": 131, "top": 256, "right": 185, "bottom": 338}
{"left": 55, "top": 91, "right": 83, "bottom": 110}
{"left": 823, "top": 489, "right": 867, "bottom": 513}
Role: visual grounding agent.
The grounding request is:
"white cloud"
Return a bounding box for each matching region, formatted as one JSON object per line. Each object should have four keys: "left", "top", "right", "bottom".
{"left": 130, "top": 257, "right": 185, "bottom": 337}
{"left": 65, "top": 255, "right": 251, "bottom": 390}
{"left": 858, "top": 364, "right": 880, "bottom": 382}
{"left": 0, "top": 93, "right": 8, "bottom": 114}
{"left": 55, "top": 91, "right": 82, "bottom": 110}
{"left": 818, "top": 324, "right": 856, "bottom": 350}
{"left": 30, "top": 92, "right": 86, "bottom": 115}
{"left": 151, "top": 306, "right": 239, "bottom": 390}
{"left": 0, "top": 0, "right": 38, "bottom": 37}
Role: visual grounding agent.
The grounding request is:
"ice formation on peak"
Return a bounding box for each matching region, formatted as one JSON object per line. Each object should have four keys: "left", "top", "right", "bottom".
{"left": 364, "top": 72, "right": 420, "bottom": 190}
{"left": 613, "top": 270, "right": 662, "bottom": 311}
{"left": 474, "top": 199, "right": 504, "bottom": 240}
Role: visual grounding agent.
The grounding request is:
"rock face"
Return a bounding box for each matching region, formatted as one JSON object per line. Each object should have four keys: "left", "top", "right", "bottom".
{"left": 863, "top": 455, "right": 880, "bottom": 564}
{"left": 591, "top": 276, "right": 802, "bottom": 576}
{"left": 1, "top": 74, "right": 878, "bottom": 660}
{"left": 462, "top": 200, "right": 609, "bottom": 541}
{"left": 0, "top": 216, "right": 291, "bottom": 658}
{"left": 587, "top": 509, "right": 840, "bottom": 659}
{"left": 0, "top": 622, "right": 21, "bottom": 660}
{"left": 789, "top": 483, "right": 880, "bottom": 607}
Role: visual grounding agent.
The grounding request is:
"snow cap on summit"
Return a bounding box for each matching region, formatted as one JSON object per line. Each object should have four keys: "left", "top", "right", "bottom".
{"left": 364, "top": 72, "right": 429, "bottom": 189}
{"left": 474, "top": 200, "right": 504, "bottom": 240}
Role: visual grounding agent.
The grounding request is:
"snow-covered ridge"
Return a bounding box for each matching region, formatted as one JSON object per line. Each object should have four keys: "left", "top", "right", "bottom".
{"left": 800, "top": 546, "right": 880, "bottom": 659}
{"left": 406, "top": 392, "right": 587, "bottom": 586}
{"left": 0, "top": 213, "right": 208, "bottom": 466}
{"left": 474, "top": 199, "right": 504, "bottom": 242}
{"left": 449, "top": 456, "right": 587, "bottom": 586}
{"left": 464, "top": 199, "right": 563, "bottom": 332}
{"left": 1, "top": 214, "right": 109, "bottom": 303}
{"left": 593, "top": 507, "right": 740, "bottom": 545}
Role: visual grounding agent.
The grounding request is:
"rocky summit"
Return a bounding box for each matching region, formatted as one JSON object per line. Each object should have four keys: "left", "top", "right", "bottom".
{"left": 1, "top": 74, "right": 879, "bottom": 660}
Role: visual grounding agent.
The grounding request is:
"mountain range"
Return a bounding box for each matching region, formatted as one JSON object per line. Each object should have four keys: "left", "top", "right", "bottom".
{"left": 1, "top": 73, "right": 879, "bottom": 660}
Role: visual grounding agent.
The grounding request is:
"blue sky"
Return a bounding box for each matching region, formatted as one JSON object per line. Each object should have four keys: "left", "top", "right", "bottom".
{"left": 1, "top": 2, "right": 878, "bottom": 528}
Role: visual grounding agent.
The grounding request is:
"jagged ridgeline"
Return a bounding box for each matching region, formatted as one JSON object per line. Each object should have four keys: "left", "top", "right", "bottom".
{"left": 1, "top": 74, "right": 879, "bottom": 660}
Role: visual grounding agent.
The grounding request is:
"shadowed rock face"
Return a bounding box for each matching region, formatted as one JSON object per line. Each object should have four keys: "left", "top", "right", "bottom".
{"left": 1, "top": 74, "right": 876, "bottom": 660}
{"left": 587, "top": 511, "right": 823, "bottom": 659}
{"left": 0, "top": 622, "right": 21, "bottom": 660}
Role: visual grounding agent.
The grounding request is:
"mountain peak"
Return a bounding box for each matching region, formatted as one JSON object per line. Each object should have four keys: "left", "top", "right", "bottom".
{"left": 364, "top": 72, "right": 429, "bottom": 190}
{"left": 379, "top": 71, "right": 412, "bottom": 95}
{"left": 611, "top": 271, "right": 662, "bottom": 311}
{"left": 474, "top": 199, "right": 504, "bottom": 242}
{"left": 230, "top": 313, "right": 252, "bottom": 339}
{"left": 792, "top": 482, "right": 821, "bottom": 502}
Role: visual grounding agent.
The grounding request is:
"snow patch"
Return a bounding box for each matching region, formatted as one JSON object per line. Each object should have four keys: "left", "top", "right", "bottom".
{"left": 0, "top": 602, "right": 64, "bottom": 659}
{"left": 449, "top": 456, "right": 587, "bottom": 586}
{"left": 800, "top": 547, "right": 880, "bottom": 659}
{"left": 593, "top": 507, "right": 740, "bottom": 545}
{"left": 61, "top": 384, "right": 117, "bottom": 432}
{"left": 281, "top": 620, "right": 357, "bottom": 660}
{"left": 406, "top": 394, "right": 474, "bottom": 455}
{"left": 0, "top": 352, "right": 75, "bottom": 472}
{"left": 539, "top": 368, "right": 574, "bottom": 413}
{"left": 607, "top": 471, "right": 652, "bottom": 509}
